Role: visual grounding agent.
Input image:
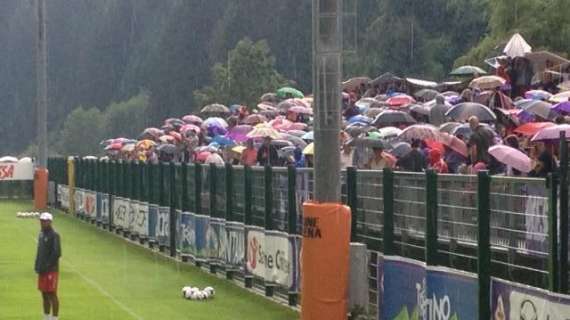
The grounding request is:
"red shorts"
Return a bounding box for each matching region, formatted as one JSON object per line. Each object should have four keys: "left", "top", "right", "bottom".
{"left": 38, "top": 272, "right": 58, "bottom": 293}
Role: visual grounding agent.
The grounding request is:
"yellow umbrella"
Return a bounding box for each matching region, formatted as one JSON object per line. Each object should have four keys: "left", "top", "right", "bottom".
{"left": 136, "top": 139, "right": 156, "bottom": 150}
{"left": 232, "top": 146, "right": 246, "bottom": 154}
{"left": 303, "top": 142, "right": 314, "bottom": 155}
{"left": 247, "top": 126, "right": 280, "bottom": 139}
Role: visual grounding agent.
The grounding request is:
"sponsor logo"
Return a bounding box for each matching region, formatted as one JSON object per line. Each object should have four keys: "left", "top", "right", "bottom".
{"left": 302, "top": 217, "right": 322, "bottom": 239}
{"left": 0, "top": 165, "right": 14, "bottom": 179}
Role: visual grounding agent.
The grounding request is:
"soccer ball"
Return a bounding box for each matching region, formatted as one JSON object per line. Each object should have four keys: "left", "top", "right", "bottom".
{"left": 203, "top": 286, "right": 215, "bottom": 298}
{"left": 202, "top": 291, "right": 210, "bottom": 299}
{"left": 181, "top": 286, "right": 192, "bottom": 298}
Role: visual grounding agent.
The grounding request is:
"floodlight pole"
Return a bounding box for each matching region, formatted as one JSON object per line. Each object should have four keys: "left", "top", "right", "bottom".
{"left": 313, "top": 0, "right": 343, "bottom": 202}
{"left": 36, "top": 0, "right": 48, "bottom": 168}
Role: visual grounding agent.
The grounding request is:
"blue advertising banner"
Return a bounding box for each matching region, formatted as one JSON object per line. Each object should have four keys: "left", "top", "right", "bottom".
{"left": 491, "top": 277, "right": 570, "bottom": 320}
{"left": 148, "top": 205, "right": 158, "bottom": 239}
{"left": 194, "top": 214, "right": 210, "bottom": 260}
{"left": 156, "top": 206, "right": 170, "bottom": 246}
{"left": 381, "top": 257, "right": 426, "bottom": 320}
{"left": 225, "top": 221, "right": 245, "bottom": 271}
{"left": 425, "top": 267, "right": 478, "bottom": 320}
{"left": 179, "top": 212, "right": 196, "bottom": 256}
{"left": 207, "top": 218, "right": 227, "bottom": 263}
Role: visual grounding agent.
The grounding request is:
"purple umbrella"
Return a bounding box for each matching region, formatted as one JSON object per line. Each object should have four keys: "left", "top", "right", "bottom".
{"left": 226, "top": 125, "right": 253, "bottom": 142}
{"left": 531, "top": 124, "right": 570, "bottom": 142}
{"left": 553, "top": 101, "right": 570, "bottom": 113}
{"left": 489, "top": 145, "right": 531, "bottom": 173}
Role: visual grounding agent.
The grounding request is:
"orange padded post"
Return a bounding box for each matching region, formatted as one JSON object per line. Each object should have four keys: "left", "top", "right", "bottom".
{"left": 34, "top": 168, "right": 48, "bottom": 210}
{"left": 301, "top": 202, "right": 351, "bottom": 320}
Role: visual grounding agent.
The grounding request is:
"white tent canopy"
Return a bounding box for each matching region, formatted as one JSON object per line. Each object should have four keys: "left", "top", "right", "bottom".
{"left": 503, "top": 33, "right": 532, "bottom": 58}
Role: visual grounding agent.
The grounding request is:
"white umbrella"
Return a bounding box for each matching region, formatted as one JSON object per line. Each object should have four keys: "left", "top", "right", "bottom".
{"left": 503, "top": 33, "right": 532, "bottom": 58}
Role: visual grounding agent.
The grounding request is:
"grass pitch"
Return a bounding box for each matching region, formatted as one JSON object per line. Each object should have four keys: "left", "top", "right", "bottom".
{"left": 0, "top": 201, "right": 298, "bottom": 320}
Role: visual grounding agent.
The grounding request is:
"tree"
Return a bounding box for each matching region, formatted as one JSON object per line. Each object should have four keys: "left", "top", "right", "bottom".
{"left": 59, "top": 107, "right": 105, "bottom": 156}
{"left": 194, "top": 38, "right": 286, "bottom": 109}
{"left": 103, "top": 92, "right": 151, "bottom": 139}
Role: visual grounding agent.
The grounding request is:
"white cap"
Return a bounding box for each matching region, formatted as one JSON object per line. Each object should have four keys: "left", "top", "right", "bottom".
{"left": 39, "top": 212, "right": 53, "bottom": 221}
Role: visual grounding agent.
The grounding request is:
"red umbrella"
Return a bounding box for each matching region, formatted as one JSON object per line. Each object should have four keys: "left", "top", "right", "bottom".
{"left": 425, "top": 140, "right": 444, "bottom": 153}
{"left": 180, "top": 124, "right": 201, "bottom": 134}
{"left": 513, "top": 122, "right": 555, "bottom": 137}
{"left": 387, "top": 95, "right": 416, "bottom": 107}
{"left": 195, "top": 151, "right": 211, "bottom": 162}
{"left": 439, "top": 132, "right": 468, "bottom": 157}
{"left": 169, "top": 131, "right": 182, "bottom": 142}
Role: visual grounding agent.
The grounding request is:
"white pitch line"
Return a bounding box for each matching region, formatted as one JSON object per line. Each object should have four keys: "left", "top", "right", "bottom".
{"left": 25, "top": 233, "right": 144, "bottom": 320}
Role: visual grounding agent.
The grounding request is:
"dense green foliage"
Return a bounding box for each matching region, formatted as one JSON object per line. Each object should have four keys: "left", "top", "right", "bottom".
{"left": 0, "top": 0, "right": 567, "bottom": 155}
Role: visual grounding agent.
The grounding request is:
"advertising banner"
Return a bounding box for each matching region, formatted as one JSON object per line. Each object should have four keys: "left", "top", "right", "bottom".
{"left": 74, "top": 188, "right": 85, "bottom": 216}
{"left": 57, "top": 185, "right": 69, "bottom": 210}
{"left": 112, "top": 197, "right": 128, "bottom": 229}
{"left": 194, "top": 214, "right": 210, "bottom": 260}
{"left": 424, "top": 267, "right": 478, "bottom": 320}
{"left": 225, "top": 221, "right": 245, "bottom": 271}
{"left": 381, "top": 257, "right": 427, "bottom": 320}
{"left": 156, "top": 206, "right": 170, "bottom": 246}
{"left": 491, "top": 278, "right": 570, "bottom": 320}
{"left": 0, "top": 161, "right": 33, "bottom": 181}
{"left": 127, "top": 200, "right": 137, "bottom": 233}
{"left": 246, "top": 225, "right": 266, "bottom": 279}
{"left": 100, "top": 193, "right": 109, "bottom": 224}
{"left": 179, "top": 212, "right": 196, "bottom": 256}
{"left": 148, "top": 205, "right": 158, "bottom": 239}
{"left": 84, "top": 190, "right": 97, "bottom": 219}
{"left": 133, "top": 202, "right": 149, "bottom": 237}
{"left": 207, "top": 218, "right": 227, "bottom": 263}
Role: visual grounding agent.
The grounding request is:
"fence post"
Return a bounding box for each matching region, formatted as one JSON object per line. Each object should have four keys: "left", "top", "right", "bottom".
{"left": 244, "top": 165, "right": 253, "bottom": 288}
{"left": 547, "top": 173, "right": 560, "bottom": 292}
{"left": 181, "top": 163, "right": 189, "bottom": 212}
{"left": 346, "top": 167, "right": 358, "bottom": 242}
{"left": 287, "top": 165, "right": 298, "bottom": 306}
{"left": 209, "top": 163, "right": 217, "bottom": 219}
{"left": 169, "top": 162, "right": 177, "bottom": 258}
{"left": 194, "top": 164, "right": 202, "bottom": 215}
{"left": 225, "top": 163, "right": 233, "bottom": 222}
{"left": 147, "top": 163, "right": 154, "bottom": 205}
{"left": 159, "top": 162, "right": 165, "bottom": 207}
{"left": 264, "top": 165, "right": 274, "bottom": 232}
{"left": 383, "top": 168, "right": 395, "bottom": 255}
{"left": 425, "top": 170, "right": 438, "bottom": 266}
{"left": 477, "top": 171, "right": 491, "bottom": 320}
{"left": 559, "top": 132, "right": 568, "bottom": 293}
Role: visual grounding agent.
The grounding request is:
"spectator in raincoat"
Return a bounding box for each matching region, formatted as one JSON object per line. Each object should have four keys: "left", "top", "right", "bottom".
{"left": 428, "top": 148, "right": 448, "bottom": 173}
{"left": 429, "top": 95, "right": 449, "bottom": 126}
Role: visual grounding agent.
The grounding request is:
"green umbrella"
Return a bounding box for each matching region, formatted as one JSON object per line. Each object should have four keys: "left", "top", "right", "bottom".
{"left": 276, "top": 87, "right": 304, "bottom": 99}
{"left": 449, "top": 65, "right": 487, "bottom": 77}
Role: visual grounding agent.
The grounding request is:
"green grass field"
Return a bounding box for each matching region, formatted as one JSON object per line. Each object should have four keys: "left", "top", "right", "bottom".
{"left": 0, "top": 201, "right": 298, "bottom": 320}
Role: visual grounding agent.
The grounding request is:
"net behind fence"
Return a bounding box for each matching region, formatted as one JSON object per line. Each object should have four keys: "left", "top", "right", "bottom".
{"left": 393, "top": 172, "right": 426, "bottom": 261}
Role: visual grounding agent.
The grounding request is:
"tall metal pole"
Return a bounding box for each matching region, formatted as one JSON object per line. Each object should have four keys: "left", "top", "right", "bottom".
{"left": 313, "top": 0, "right": 343, "bottom": 202}
{"left": 36, "top": 0, "right": 48, "bottom": 168}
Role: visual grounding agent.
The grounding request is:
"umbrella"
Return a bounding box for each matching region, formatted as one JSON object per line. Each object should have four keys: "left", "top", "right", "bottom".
{"left": 439, "top": 132, "right": 468, "bottom": 157}
{"left": 136, "top": 140, "right": 156, "bottom": 150}
{"left": 201, "top": 103, "right": 230, "bottom": 115}
{"left": 164, "top": 118, "right": 185, "bottom": 128}
{"left": 445, "top": 102, "right": 497, "bottom": 122}
{"left": 513, "top": 122, "right": 555, "bottom": 137}
{"left": 159, "top": 135, "right": 176, "bottom": 143}
{"left": 0, "top": 156, "right": 18, "bottom": 163}
{"left": 243, "top": 114, "right": 268, "bottom": 125}
{"left": 105, "top": 143, "right": 123, "bottom": 151}
{"left": 525, "top": 90, "right": 553, "bottom": 101}
{"left": 409, "top": 104, "right": 430, "bottom": 116}
{"left": 277, "top": 98, "right": 310, "bottom": 111}
{"left": 140, "top": 127, "right": 163, "bottom": 139}
{"left": 425, "top": 140, "right": 445, "bottom": 152}
{"left": 372, "top": 110, "right": 417, "bottom": 127}
{"left": 279, "top": 133, "right": 308, "bottom": 149}
{"left": 439, "top": 122, "right": 461, "bottom": 134}
{"left": 157, "top": 144, "right": 177, "bottom": 154}
{"left": 451, "top": 123, "right": 496, "bottom": 140}
{"left": 342, "top": 77, "right": 371, "bottom": 91}
{"left": 355, "top": 98, "right": 386, "bottom": 111}
{"left": 388, "top": 142, "right": 412, "bottom": 158}
{"left": 232, "top": 146, "right": 246, "bottom": 154}
{"left": 203, "top": 117, "right": 229, "bottom": 129}
{"left": 287, "top": 122, "right": 308, "bottom": 131}
{"left": 377, "top": 127, "right": 402, "bottom": 140}
{"left": 469, "top": 76, "right": 506, "bottom": 90}
{"left": 260, "top": 92, "right": 278, "bottom": 103}
{"left": 286, "top": 130, "right": 307, "bottom": 137}
{"left": 212, "top": 135, "right": 235, "bottom": 146}
{"left": 414, "top": 89, "right": 439, "bottom": 101}
{"left": 169, "top": 131, "right": 182, "bottom": 142}
{"left": 121, "top": 144, "right": 135, "bottom": 152}
{"left": 449, "top": 65, "right": 487, "bottom": 76}
{"left": 247, "top": 125, "right": 280, "bottom": 139}
{"left": 398, "top": 124, "right": 441, "bottom": 142}
{"left": 503, "top": 33, "right": 532, "bottom": 58}
{"left": 519, "top": 100, "right": 557, "bottom": 120}
{"left": 180, "top": 124, "right": 201, "bottom": 135}
{"left": 257, "top": 103, "right": 278, "bottom": 112}
{"left": 550, "top": 91, "right": 570, "bottom": 104}
{"left": 271, "top": 140, "right": 294, "bottom": 148}
{"left": 553, "top": 101, "right": 570, "bottom": 113}
{"left": 489, "top": 145, "right": 532, "bottom": 173}
{"left": 364, "top": 107, "right": 385, "bottom": 118}
{"left": 289, "top": 106, "right": 313, "bottom": 115}
{"left": 531, "top": 124, "right": 570, "bottom": 141}
{"left": 303, "top": 143, "right": 314, "bottom": 155}
{"left": 227, "top": 125, "right": 253, "bottom": 143}
{"left": 182, "top": 115, "right": 203, "bottom": 125}
{"left": 386, "top": 95, "right": 416, "bottom": 107}
{"left": 302, "top": 131, "right": 314, "bottom": 141}
{"left": 276, "top": 87, "right": 304, "bottom": 99}
{"left": 348, "top": 115, "right": 373, "bottom": 125}
{"left": 370, "top": 73, "right": 403, "bottom": 86}
{"left": 196, "top": 151, "right": 212, "bottom": 162}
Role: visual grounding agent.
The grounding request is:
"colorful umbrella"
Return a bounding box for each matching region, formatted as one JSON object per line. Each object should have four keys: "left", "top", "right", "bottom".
{"left": 201, "top": 103, "right": 230, "bottom": 115}
{"left": 243, "top": 114, "right": 268, "bottom": 125}
{"left": 195, "top": 151, "right": 212, "bottom": 162}
{"left": 257, "top": 103, "right": 278, "bottom": 112}
{"left": 519, "top": 100, "right": 557, "bottom": 120}
{"left": 182, "top": 115, "right": 203, "bottom": 125}
{"left": 439, "top": 132, "right": 468, "bottom": 157}
{"left": 449, "top": 65, "right": 487, "bottom": 76}
{"left": 136, "top": 140, "right": 156, "bottom": 150}
{"left": 286, "top": 130, "right": 307, "bottom": 137}
{"left": 445, "top": 102, "right": 497, "bottom": 122}
{"left": 212, "top": 135, "right": 235, "bottom": 146}
{"left": 105, "top": 142, "right": 123, "bottom": 151}
{"left": 247, "top": 125, "right": 280, "bottom": 139}
{"left": 289, "top": 106, "right": 313, "bottom": 115}
{"left": 525, "top": 90, "right": 553, "bottom": 101}
{"left": 303, "top": 143, "right": 314, "bottom": 155}
{"left": 377, "top": 127, "right": 403, "bottom": 140}
{"left": 159, "top": 135, "right": 176, "bottom": 143}
{"left": 513, "top": 122, "right": 555, "bottom": 137}
{"left": 553, "top": 101, "right": 570, "bottom": 113}
{"left": 531, "top": 124, "right": 570, "bottom": 141}
{"left": 550, "top": 91, "right": 570, "bottom": 104}
{"left": 302, "top": 131, "right": 314, "bottom": 141}
{"left": 364, "top": 107, "right": 385, "bottom": 118}
{"left": 231, "top": 146, "right": 246, "bottom": 154}
{"left": 398, "top": 124, "right": 441, "bottom": 142}
{"left": 489, "top": 145, "right": 531, "bottom": 173}
{"left": 276, "top": 87, "right": 304, "bottom": 99}
{"left": 180, "top": 124, "right": 201, "bottom": 134}
{"left": 203, "top": 117, "right": 229, "bottom": 129}
{"left": 469, "top": 76, "right": 506, "bottom": 90}
{"left": 372, "top": 110, "right": 416, "bottom": 127}
{"left": 387, "top": 95, "right": 416, "bottom": 107}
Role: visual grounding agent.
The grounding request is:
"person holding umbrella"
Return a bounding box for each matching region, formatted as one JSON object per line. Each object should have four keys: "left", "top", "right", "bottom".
{"left": 257, "top": 136, "right": 280, "bottom": 166}
{"left": 366, "top": 142, "right": 395, "bottom": 170}
{"left": 429, "top": 95, "right": 450, "bottom": 126}
{"left": 240, "top": 139, "right": 258, "bottom": 166}
{"left": 396, "top": 139, "right": 426, "bottom": 172}
{"left": 467, "top": 116, "right": 494, "bottom": 164}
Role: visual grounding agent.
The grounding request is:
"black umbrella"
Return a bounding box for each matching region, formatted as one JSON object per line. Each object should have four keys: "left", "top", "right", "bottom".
{"left": 414, "top": 89, "right": 439, "bottom": 101}
{"left": 445, "top": 102, "right": 497, "bottom": 122}
{"left": 157, "top": 143, "right": 177, "bottom": 154}
{"left": 439, "top": 122, "right": 462, "bottom": 134}
{"left": 388, "top": 142, "right": 412, "bottom": 158}
{"left": 372, "top": 110, "right": 417, "bottom": 127}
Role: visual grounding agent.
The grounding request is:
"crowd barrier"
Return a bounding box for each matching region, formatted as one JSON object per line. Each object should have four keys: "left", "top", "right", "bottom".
{"left": 47, "top": 157, "right": 570, "bottom": 319}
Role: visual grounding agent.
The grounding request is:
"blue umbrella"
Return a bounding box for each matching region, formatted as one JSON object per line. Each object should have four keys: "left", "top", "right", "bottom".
{"left": 213, "top": 135, "right": 235, "bottom": 146}
{"left": 348, "top": 115, "right": 372, "bottom": 124}
{"left": 302, "top": 131, "right": 314, "bottom": 141}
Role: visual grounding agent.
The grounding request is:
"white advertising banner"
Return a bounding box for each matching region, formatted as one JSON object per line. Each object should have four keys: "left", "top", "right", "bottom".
{"left": 0, "top": 161, "right": 33, "bottom": 181}
{"left": 74, "top": 189, "right": 85, "bottom": 215}
{"left": 83, "top": 190, "right": 97, "bottom": 219}
{"left": 100, "top": 193, "right": 109, "bottom": 223}
{"left": 133, "top": 202, "right": 149, "bottom": 237}
{"left": 57, "top": 185, "right": 69, "bottom": 210}
{"left": 112, "top": 197, "right": 129, "bottom": 229}
{"left": 246, "top": 227, "right": 293, "bottom": 288}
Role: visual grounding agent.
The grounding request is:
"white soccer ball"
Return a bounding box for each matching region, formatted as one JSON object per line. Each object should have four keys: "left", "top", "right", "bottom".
{"left": 189, "top": 291, "right": 200, "bottom": 300}
{"left": 202, "top": 291, "right": 210, "bottom": 299}
{"left": 182, "top": 286, "right": 192, "bottom": 298}
{"left": 197, "top": 291, "right": 206, "bottom": 300}
{"left": 203, "top": 286, "right": 215, "bottom": 297}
